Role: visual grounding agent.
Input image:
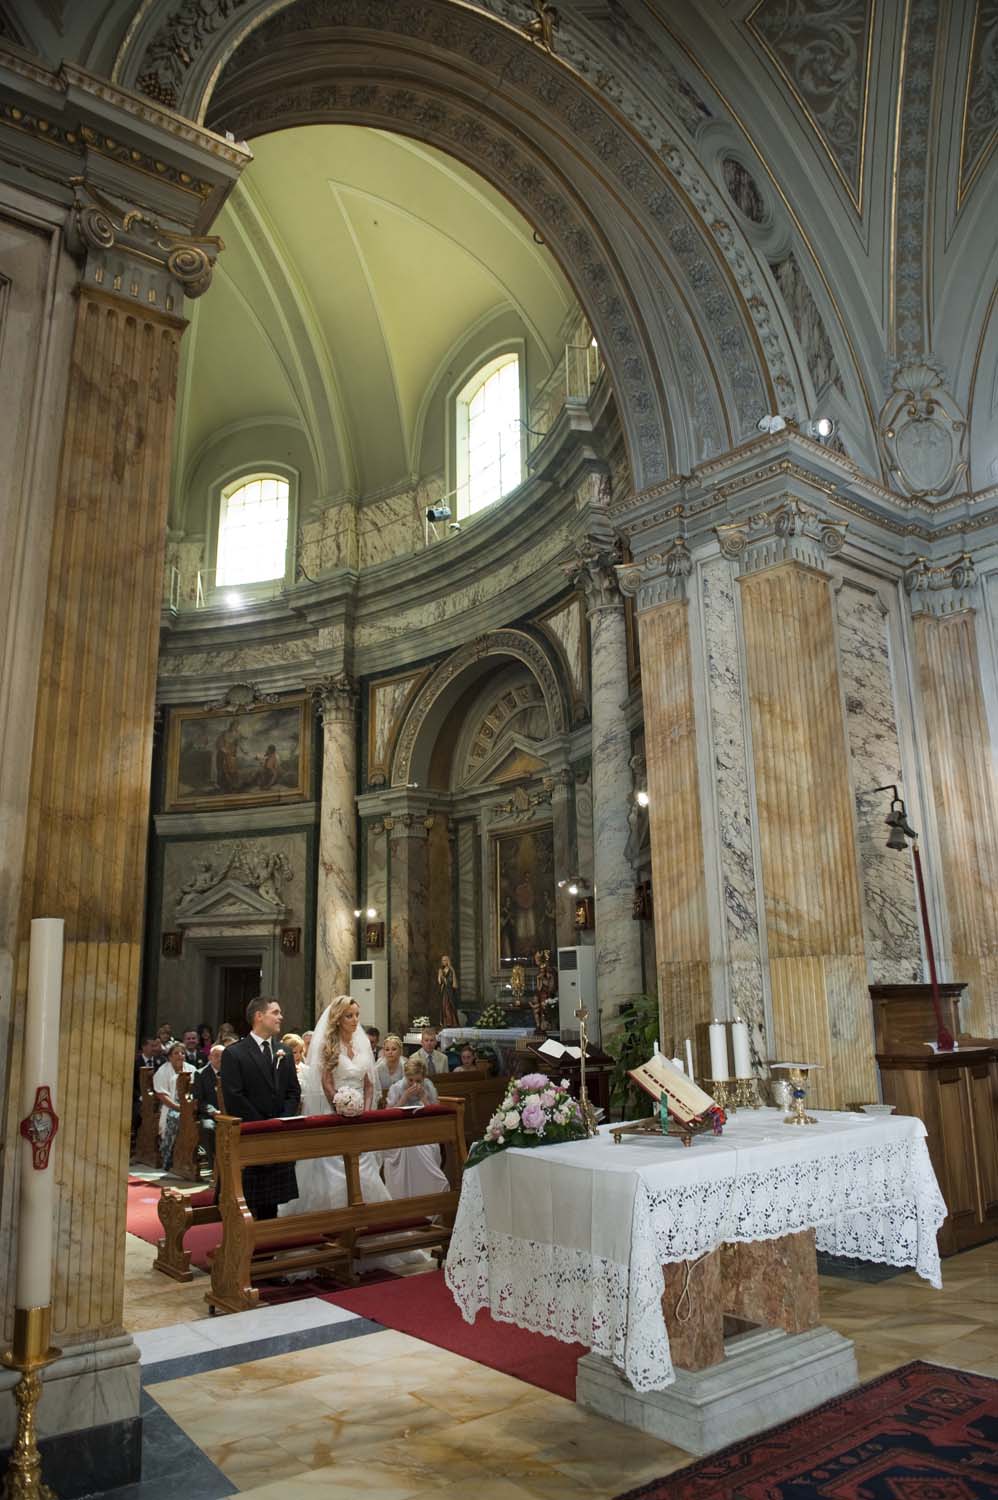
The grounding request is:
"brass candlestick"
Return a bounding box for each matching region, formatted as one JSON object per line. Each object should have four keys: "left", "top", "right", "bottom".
{"left": 735, "top": 1077, "right": 762, "bottom": 1110}
{"left": 574, "top": 1005, "right": 600, "bottom": 1137}
{"left": 704, "top": 1079, "right": 736, "bottom": 1113}
{"left": 2, "top": 1306, "right": 61, "bottom": 1499}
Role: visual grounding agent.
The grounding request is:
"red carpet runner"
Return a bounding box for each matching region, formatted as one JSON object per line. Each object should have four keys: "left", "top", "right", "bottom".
{"left": 613, "top": 1361, "right": 998, "bottom": 1500}
{"left": 323, "top": 1269, "right": 585, "bottom": 1401}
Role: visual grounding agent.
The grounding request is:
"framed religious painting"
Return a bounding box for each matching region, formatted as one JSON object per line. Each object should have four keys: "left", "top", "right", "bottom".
{"left": 492, "top": 822, "right": 557, "bottom": 972}
{"left": 164, "top": 695, "right": 311, "bottom": 812}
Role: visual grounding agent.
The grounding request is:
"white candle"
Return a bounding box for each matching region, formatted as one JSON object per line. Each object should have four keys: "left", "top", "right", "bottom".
{"left": 16, "top": 918, "right": 64, "bottom": 1310}
{"left": 708, "top": 1019, "right": 729, "bottom": 1081}
{"left": 684, "top": 1037, "right": 695, "bottom": 1080}
{"left": 671, "top": 1056, "right": 685, "bottom": 1075}
{"left": 732, "top": 1016, "right": 752, "bottom": 1078}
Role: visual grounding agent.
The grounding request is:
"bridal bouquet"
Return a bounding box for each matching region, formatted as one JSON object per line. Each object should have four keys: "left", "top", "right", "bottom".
{"left": 332, "top": 1085, "right": 364, "bottom": 1117}
{"left": 466, "top": 1073, "right": 586, "bottom": 1167}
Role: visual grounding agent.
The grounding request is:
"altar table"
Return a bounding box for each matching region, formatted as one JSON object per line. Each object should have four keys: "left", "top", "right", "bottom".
{"left": 444, "top": 1109, "right": 946, "bottom": 1393}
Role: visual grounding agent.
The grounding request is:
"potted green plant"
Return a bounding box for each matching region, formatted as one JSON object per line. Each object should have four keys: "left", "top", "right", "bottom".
{"left": 607, "top": 993, "right": 661, "bottom": 1120}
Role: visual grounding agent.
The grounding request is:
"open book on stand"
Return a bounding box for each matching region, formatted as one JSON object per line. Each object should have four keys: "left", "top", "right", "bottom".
{"left": 628, "top": 1054, "right": 726, "bottom": 1131}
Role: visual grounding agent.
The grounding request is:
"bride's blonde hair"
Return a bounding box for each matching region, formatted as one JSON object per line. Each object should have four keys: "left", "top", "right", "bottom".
{"left": 321, "top": 995, "right": 359, "bottom": 1076}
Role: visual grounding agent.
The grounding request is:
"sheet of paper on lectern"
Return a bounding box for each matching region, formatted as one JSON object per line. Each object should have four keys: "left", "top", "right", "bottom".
{"left": 628, "top": 1054, "right": 717, "bottom": 1125}
{"left": 537, "top": 1038, "right": 582, "bottom": 1060}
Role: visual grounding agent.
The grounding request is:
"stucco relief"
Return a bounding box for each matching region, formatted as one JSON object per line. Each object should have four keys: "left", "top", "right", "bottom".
{"left": 746, "top": 0, "right": 874, "bottom": 207}
{"left": 959, "top": 0, "right": 998, "bottom": 204}
{"left": 771, "top": 250, "right": 846, "bottom": 399}
{"left": 392, "top": 629, "right": 568, "bottom": 785}
{"left": 879, "top": 359, "right": 968, "bottom": 501}
{"left": 893, "top": 0, "right": 939, "bottom": 355}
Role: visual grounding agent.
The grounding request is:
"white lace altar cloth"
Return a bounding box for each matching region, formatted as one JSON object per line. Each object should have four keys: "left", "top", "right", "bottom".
{"left": 444, "top": 1109, "right": 946, "bottom": 1393}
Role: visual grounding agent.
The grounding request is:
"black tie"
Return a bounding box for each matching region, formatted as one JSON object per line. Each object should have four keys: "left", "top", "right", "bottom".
{"left": 264, "top": 1038, "right": 275, "bottom": 1074}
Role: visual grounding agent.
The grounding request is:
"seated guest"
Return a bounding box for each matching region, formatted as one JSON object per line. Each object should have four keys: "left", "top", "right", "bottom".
{"left": 375, "top": 1033, "right": 405, "bottom": 1101}
{"left": 157, "top": 1022, "right": 175, "bottom": 1050}
{"left": 364, "top": 1025, "right": 381, "bottom": 1053}
{"left": 384, "top": 1057, "right": 449, "bottom": 1199}
{"left": 454, "top": 1043, "right": 480, "bottom": 1072}
{"left": 197, "top": 1022, "right": 214, "bottom": 1057}
{"left": 281, "top": 1031, "right": 306, "bottom": 1083}
{"left": 152, "top": 1043, "right": 197, "bottom": 1172}
{"left": 193, "top": 1043, "right": 224, "bottom": 1170}
{"left": 181, "top": 1028, "right": 202, "bottom": 1068}
{"left": 217, "top": 1021, "right": 238, "bottom": 1045}
{"left": 415, "top": 1026, "right": 449, "bottom": 1075}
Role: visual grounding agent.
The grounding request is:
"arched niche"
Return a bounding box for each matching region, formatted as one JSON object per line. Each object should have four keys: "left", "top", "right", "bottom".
{"left": 392, "top": 628, "right": 569, "bottom": 788}
{"left": 114, "top": 0, "right": 790, "bottom": 489}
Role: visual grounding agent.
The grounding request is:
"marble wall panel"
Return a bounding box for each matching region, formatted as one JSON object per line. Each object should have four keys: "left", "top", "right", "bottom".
{"left": 539, "top": 596, "right": 587, "bottom": 717}
{"left": 701, "top": 558, "right": 766, "bottom": 1067}
{"left": 364, "top": 820, "right": 388, "bottom": 951}
{"left": 835, "top": 581, "right": 921, "bottom": 983}
{"left": 357, "top": 475, "right": 445, "bottom": 570}
{"left": 159, "top": 641, "right": 312, "bottom": 677}
{"left": 456, "top": 821, "right": 480, "bottom": 1005}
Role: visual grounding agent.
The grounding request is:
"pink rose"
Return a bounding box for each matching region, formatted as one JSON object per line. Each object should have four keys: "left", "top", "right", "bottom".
{"left": 540, "top": 1089, "right": 556, "bottom": 1108}
{"left": 521, "top": 1100, "right": 545, "bottom": 1132}
{"left": 519, "top": 1072, "right": 549, "bottom": 1091}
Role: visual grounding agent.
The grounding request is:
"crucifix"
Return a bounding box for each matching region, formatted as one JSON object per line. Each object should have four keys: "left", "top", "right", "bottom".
{"left": 574, "top": 1004, "right": 600, "bottom": 1137}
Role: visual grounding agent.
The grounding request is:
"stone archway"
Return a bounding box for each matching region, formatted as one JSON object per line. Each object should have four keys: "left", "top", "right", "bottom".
{"left": 113, "top": 0, "right": 798, "bottom": 487}
{"left": 391, "top": 627, "right": 569, "bottom": 788}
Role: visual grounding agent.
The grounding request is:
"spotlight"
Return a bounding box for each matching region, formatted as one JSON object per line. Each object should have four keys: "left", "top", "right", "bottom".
{"left": 448, "top": 522, "right": 461, "bottom": 532}
{"left": 426, "top": 503, "right": 452, "bottom": 523}
{"left": 756, "top": 414, "right": 787, "bottom": 434}
{"left": 568, "top": 882, "right": 579, "bottom": 896}
{"left": 636, "top": 790, "right": 650, "bottom": 808}
{"left": 353, "top": 909, "right": 362, "bottom": 919}
{"left": 803, "top": 417, "right": 836, "bottom": 442}
{"left": 366, "top": 906, "right": 377, "bottom": 919}
{"left": 224, "top": 591, "right": 244, "bottom": 610}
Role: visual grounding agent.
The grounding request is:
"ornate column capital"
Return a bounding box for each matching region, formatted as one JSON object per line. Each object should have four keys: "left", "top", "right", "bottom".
{"left": 566, "top": 535, "right": 625, "bottom": 615}
{"left": 717, "top": 498, "right": 847, "bottom": 577}
{"left": 903, "top": 552, "right": 978, "bottom": 618}
{"left": 312, "top": 672, "right": 359, "bottom": 723}
{"left": 67, "top": 178, "right": 221, "bottom": 315}
{"left": 617, "top": 536, "right": 692, "bottom": 610}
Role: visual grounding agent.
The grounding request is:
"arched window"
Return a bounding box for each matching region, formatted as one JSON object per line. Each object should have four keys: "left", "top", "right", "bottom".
{"left": 215, "top": 473, "right": 290, "bottom": 587}
{"left": 455, "top": 353, "right": 523, "bottom": 517}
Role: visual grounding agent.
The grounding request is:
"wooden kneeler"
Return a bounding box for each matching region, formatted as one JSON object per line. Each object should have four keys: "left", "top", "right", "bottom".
{"left": 132, "top": 1067, "right": 160, "bottom": 1169}
{"left": 207, "top": 1102, "right": 467, "bottom": 1314}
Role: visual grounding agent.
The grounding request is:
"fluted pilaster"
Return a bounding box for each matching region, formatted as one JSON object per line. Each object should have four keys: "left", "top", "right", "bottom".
{"left": 2, "top": 287, "right": 184, "bottom": 1348}
{"left": 621, "top": 542, "right": 712, "bottom": 1058}
{"left": 387, "top": 812, "right": 432, "bottom": 1032}
{"left": 909, "top": 562, "right": 998, "bottom": 1036}
{"left": 314, "top": 674, "right": 359, "bottom": 1009}
{"left": 732, "top": 504, "right": 874, "bottom": 1108}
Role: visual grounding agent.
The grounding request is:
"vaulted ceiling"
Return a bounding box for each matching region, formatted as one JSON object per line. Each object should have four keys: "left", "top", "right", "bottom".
{"left": 173, "top": 125, "right": 577, "bottom": 504}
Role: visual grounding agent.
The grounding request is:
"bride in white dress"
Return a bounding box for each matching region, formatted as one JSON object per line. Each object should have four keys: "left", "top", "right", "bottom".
{"left": 278, "top": 995, "right": 393, "bottom": 1218}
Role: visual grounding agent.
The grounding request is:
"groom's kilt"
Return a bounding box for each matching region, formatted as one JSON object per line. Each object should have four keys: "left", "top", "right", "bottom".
{"left": 242, "top": 1160, "right": 298, "bottom": 1217}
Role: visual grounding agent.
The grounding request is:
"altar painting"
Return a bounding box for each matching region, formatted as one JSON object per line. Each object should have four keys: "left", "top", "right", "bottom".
{"left": 493, "top": 823, "right": 556, "bottom": 969}
{"left": 165, "top": 696, "right": 310, "bottom": 811}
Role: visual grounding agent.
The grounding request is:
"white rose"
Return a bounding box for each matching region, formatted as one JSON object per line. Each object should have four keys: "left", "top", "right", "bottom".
{"left": 503, "top": 1109, "right": 521, "bottom": 1130}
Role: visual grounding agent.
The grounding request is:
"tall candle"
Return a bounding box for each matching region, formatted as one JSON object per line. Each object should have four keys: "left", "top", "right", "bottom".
{"left": 16, "top": 918, "right": 64, "bottom": 1310}
{"left": 684, "top": 1037, "right": 695, "bottom": 1080}
{"left": 708, "top": 1019, "right": 729, "bottom": 1081}
{"left": 653, "top": 1038, "right": 660, "bottom": 1055}
{"left": 732, "top": 1017, "right": 752, "bottom": 1078}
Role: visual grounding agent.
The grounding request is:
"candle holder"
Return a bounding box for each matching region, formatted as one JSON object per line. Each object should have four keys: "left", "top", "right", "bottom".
{"left": 2, "top": 1305, "right": 61, "bottom": 1500}
{"left": 574, "top": 1004, "right": 600, "bottom": 1137}
{"left": 735, "top": 1076, "right": 762, "bottom": 1110}
{"left": 705, "top": 1079, "right": 736, "bottom": 1113}
{"left": 771, "top": 1062, "right": 820, "bottom": 1125}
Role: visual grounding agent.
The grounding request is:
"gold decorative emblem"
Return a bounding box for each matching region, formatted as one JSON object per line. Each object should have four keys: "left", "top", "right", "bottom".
{"left": 20, "top": 1086, "right": 59, "bottom": 1170}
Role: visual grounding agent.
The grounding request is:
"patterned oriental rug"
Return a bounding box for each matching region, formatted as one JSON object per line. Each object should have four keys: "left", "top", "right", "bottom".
{"left": 614, "top": 1361, "right": 998, "bottom": 1500}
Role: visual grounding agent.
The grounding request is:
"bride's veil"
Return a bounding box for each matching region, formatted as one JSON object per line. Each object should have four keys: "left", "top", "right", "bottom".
{"left": 301, "top": 999, "right": 377, "bottom": 1114}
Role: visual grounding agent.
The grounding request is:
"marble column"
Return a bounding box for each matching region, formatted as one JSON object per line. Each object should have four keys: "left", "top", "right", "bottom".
{"left": 456, "top": 821, "right": 481, "bottom": 1005}
{"left": 314, "top": 674, "right": 359, "bottom": 1007}
{"left": 907, "top": 557, "right": 998, "bottom": 1036}
{"left": 731, "top": 503, "right": 875, "bottom": 1109}
{"left": 547, "top": 768, "right": 578, "bottom": 950}
{"left": 620, "top": 542, "right": 713, "bottom": 1064}
{"left": 570, "top": 538, "right": 643, "bottom": 1035}
{"left": 387, "top": 811, "right": 432, "bottom": 1032}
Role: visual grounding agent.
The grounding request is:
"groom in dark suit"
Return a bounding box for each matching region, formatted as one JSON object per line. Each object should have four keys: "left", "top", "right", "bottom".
{"left": 220, "top": 996, "right": 301, "bottom": 1219}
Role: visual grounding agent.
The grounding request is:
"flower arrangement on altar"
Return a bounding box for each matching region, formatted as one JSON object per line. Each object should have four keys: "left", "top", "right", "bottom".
{"left": 410, "top": 1014, "right": 431, "bottom": 1030}
{"left": 476, "top": 1000, "right": 507, "bottom": 1029}
{"left": 332, "top": 1086, "right": 364, "bottom": 1116}
{"left": 466, "top": 1073, "right": 587, "bottom": 1166}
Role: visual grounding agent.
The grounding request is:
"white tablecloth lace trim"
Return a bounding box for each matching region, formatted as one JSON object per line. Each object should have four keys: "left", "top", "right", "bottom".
{"left": 444, "top": 1133, "right": 947, "bottom": 1394}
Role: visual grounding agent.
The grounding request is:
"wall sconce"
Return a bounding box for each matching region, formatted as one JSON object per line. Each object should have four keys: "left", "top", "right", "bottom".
{"left": 636, "top": 789, "right": 649, "bottom": 808}
{"left": 558, "top": 876, "right": 590, "bottom": 897}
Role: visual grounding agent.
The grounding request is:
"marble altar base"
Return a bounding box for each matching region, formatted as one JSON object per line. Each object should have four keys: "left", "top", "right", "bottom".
{"left": 576, "top": 1324, "right": 858, "bottom": 1455}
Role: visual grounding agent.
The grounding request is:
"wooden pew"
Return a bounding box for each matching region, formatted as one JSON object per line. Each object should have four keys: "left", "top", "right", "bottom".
{"left": 431, "top": 1071, "right": 507, "bottom": 1146}
{"left": 132, "top": 1067, "right": 160, "bottom": 1168}
{"left": 170, "top": 1072, "right": 202, "bottom": 1182}
{"left": 208, "top": 1102, "right": 467, "bottom": 1314}
{"left": 154, "top": 1185, "right": 218, "bottom": 1281}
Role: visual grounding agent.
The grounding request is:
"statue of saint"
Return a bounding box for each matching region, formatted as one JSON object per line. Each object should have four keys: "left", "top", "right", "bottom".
{"left": 530, "top": 949, "right": 557, "bottom": 1033}
{"left": 437, "top": 955, "right": 459, "bottom": 1028}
